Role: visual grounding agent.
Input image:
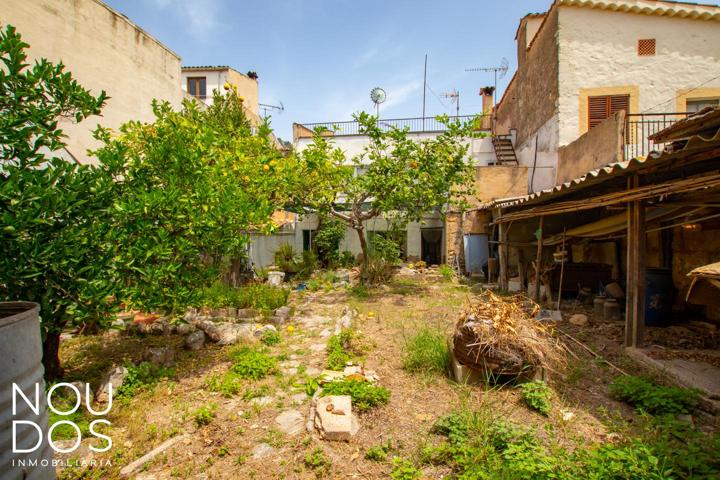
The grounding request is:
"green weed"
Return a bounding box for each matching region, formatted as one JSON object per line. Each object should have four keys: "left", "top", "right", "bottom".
{"left": 117, "top": 362, "right": 174, "bottom": 398}
{"left": 205, "top": 371, "right": 243, "bottom": 397}
{"left": 520, "top": 380, "right": 552, "bottom": 416}
{"left": 200, "top": 283, "right": 289, "bottom": 312}
{"left": 365, "top": 439, "right": 395, "bottom": 461}
{"left": 193, "top": 404, "right": 217, "bottom": 426}
{"left": 304, "top": 447, "right": 332, "bottom": 477}
{"left": 260, "top": 329, "right": 281, "bottom": 346}
{"left": 230, "top": 347, "right": 277, "bottom": 380}
{"left": 403, "top": 327, "right": 449, "bottom": 377}
{"left": 609, "top": 375, "right": 699, "bottom": 415}
{"left": 390, "top": 457, "right": 421, "bottom": 480}
{"left": 321, "top": 379, "right": 389, "bottom": 412}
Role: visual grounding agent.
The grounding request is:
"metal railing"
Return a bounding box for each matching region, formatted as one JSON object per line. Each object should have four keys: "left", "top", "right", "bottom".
{"left": 623, "top": 112, "right": 690, "bottom": 160}
{"left": 299, "top": 115, "right": 479, "bottom": 136}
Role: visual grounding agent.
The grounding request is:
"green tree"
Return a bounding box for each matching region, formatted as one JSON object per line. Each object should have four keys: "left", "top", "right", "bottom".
{"left": 0, "top": 25, "right": 111, "bottom": 378}
{"left": 299, "top": 112, "right": 477, "bottom": 282}
{"left": 94, "top": 91, "right": 297, "bottom": 312}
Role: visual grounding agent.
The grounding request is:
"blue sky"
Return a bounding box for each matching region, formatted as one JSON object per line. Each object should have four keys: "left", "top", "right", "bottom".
{"left": 104, "top": 0, "right": 552, "bottom": 141}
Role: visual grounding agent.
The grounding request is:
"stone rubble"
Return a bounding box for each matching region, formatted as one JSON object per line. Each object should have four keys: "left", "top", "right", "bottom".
{"left": 314, "top": 395, "right": 359, "bottom": 441}
{"left": 274, "top": 410, "right": 305, "bottom": 436}
{"left": 141, "top": 346, "right": 176, "bottom": 367}
{"left": 184, "top": 330, "right": 206, "bottom": 350}
{"left": 96, "top": 366, "right": 129, "bottom": 403}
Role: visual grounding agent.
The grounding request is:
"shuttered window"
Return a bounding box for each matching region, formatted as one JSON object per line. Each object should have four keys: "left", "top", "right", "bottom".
{"left": 588, "top": 94, "right": 630, "bottom": 129}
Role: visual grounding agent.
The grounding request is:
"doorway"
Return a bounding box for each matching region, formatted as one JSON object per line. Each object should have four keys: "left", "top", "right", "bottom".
{"left": 421, "top": 228, "right": 443, "bottom": 265}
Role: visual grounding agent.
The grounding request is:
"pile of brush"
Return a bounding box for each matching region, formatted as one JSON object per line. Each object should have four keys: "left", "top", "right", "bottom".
{"left": 453, "top": 290, "right": 564, "bottom": 377}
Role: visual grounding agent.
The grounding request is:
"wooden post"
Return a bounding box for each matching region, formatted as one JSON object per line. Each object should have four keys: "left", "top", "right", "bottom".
{"left": 625, "top": 176, "right": 646, "bottom": 347}
{"left": 497, "top": 208, "right": 509, "bottom": 290}
{"left": 534, "top": 216, "right": 544, "bottom": 302}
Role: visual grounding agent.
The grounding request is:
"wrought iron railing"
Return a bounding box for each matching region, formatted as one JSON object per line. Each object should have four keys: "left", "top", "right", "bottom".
{"left": 623, "top": 112, "right": 690, "bottom": 160}
{"left": 299, "top": 115, "right": 479, "bottom": 136}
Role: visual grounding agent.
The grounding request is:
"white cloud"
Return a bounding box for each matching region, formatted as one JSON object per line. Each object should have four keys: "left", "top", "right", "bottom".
{"left": 150, "top": 0, "right": 220, "bottom": 40}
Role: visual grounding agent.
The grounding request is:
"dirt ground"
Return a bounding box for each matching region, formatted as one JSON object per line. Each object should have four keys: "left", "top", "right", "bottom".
{"left": 55, "top": 274, "right": 720, "bottom": 479}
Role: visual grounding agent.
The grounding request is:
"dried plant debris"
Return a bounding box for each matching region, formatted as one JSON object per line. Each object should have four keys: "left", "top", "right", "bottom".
{"left": 453, "top": 290, "right": 565, "bottom": 375}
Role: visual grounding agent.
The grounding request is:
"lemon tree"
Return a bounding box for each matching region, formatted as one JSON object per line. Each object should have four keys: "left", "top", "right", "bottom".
{"left": 299, "top": 112, "right": 477, "bottom": 281}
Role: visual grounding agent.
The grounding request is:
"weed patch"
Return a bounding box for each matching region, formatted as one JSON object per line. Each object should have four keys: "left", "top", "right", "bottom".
{"left": 205, "top": 371, "right": 243, "bottom": 397}
{"left": 304, "top": 447, "right": 331, "bottom": 477}
{"left": 403, "top": 327, "right": 449, "bottom": 377}
{"left": 117, "top": 362, "right": 174, "bottom": 398}
{"left": 321, "top": 379, "right": 389, "bottom": 412}
{"left": 193, "top": 404, "right": 216, "bottom": 426}
{"left": 365, "top": 439, "right": 395, "bottom": 461}
{"left": 390, "top": 457, "right": 421, "bottom": 479}
{"left": 230, "top": 347, "right": 277, "bottom": 380}
{"left": 260, "top": 329, "right": 281, "bottom": 346}
{"left": 609, "top": 375, "right": 699, "bottom": 415}
{"left": 326, "top": 329, "right": 365, "bottom": 371}
{"left": 520, "top": 380, "right": 552, "bottom": 416}
{"left": 200, "top": 283, "right": 289, "bottom": 312}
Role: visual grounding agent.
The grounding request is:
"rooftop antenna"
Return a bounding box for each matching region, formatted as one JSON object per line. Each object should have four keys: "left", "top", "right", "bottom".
{"left": 370, "top": 87, "right": 387, "bottom": 118}
{"left": 465, "top": 57, "right": 509, "bottom": 108}
{"left": 442, "top": 89, "right": 460, "bottom": 117}
{"left": 259, "top": 101, "right": 284, "bottom": 119}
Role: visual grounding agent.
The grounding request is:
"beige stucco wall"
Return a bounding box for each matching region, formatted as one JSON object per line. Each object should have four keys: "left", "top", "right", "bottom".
{"left": 557, "top": 5, "right": 720, "bottom": 146}
{"left": 473, "top": 166, "right": 529, "bottom": 204}
{"left": 556, "top": 111, "right": 624, "bottom": 183}
{"left": 180, "top": 68, "right": 259, "bottom": 118}
{"left": 0, "top": 0, "right": 184, "bottom": 164}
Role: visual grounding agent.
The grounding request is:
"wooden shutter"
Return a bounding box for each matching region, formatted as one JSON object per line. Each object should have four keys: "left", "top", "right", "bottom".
{"left": 588, "top": 94, "right": 630, "bottom": 129}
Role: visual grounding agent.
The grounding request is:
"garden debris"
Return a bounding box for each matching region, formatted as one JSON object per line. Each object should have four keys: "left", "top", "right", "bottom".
{"left": 141, "top": 346, "right": 176, "bottom": 367}
{"left": 274, "top": 410, "right": 305, "bottom": 436}
{"left": 193, "top": 320, "right": 255, "bottom": 345}
{"left": 452, "top": 290, "right": 564, "bottom": 376}
{"left": 314, "top": 395, "right": 359, "bottom": 441}
{"left": 119, "top": 435, "right": 189, "bottom": 477}
{"left": 96, "top": 366, "right": 128, "bottom": 403}
{"left": 335, "top": 307, "right": 356, "bottom": 334}
{"left": 184, "top": 330, "right": 206, "bottom": 350}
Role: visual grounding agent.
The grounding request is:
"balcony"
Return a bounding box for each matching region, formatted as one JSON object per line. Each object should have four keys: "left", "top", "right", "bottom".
{"left": 294, "top": 115, "right": 480, "bottom": 139}
{"left": 623, "top": 112, "right": 690, "bottom": 160}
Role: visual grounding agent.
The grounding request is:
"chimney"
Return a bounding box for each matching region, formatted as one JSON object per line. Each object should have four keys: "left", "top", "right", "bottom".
{"left": 479, "top": 86, "right": 495, "bottom": 130}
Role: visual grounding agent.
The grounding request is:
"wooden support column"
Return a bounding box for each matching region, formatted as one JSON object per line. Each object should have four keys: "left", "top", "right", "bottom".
{"left": 497, "top": 208, "right": 509, "bottom": 290}
{"left": 625, "top": 175, "right": 646, "bottom": 347}
{"left": 534, "top": 216, "right": 544, "bottom": 302}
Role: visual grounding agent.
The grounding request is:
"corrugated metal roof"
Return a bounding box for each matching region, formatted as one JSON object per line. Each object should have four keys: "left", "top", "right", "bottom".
{"left": 650, "top": 106, "right": 720, "bottom": 142}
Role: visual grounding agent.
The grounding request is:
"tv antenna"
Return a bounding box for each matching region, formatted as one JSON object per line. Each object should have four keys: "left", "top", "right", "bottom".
{"left": 370, "top": 87, "right": 387, "bottom": 118}
{"left": 465, "top": 57, "right": 509, "bottom": 106}
{"left": 441, "top": 89, "right": 460, "bottom": 117}
{"left": 259, "top": 101, "right": 284, "bottom": 119}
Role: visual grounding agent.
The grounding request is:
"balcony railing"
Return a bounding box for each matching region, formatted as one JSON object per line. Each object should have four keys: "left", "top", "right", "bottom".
{"left": 298, "top": 115, "right": 479, "bottom": 137}
{"left": 623, "top": 112, "right": 690, "bottom": 160}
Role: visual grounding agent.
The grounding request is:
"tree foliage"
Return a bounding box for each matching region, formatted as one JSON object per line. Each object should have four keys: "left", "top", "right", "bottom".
{"left": 94, "top": 91, "right": 296, "bottom": 312}
{"left": 0, "top": 25, "right": 111, "bottom": 378}
{"left": 299, "top": 112, "right": 477, "bottom": 280}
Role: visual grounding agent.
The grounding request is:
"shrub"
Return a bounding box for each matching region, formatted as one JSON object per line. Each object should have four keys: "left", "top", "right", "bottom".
{"left": 117, "top": 362, "right": 174, "bottom": 398}
{"left": 314, "top": 218, "right": 347, "bottom": 267}
{"left": 200, "top": 283, "right": 288, "bottom": 312}
{"left": 230, "top": 347, "right": 277, "bottom": 380}
{"left": 194, "top": 404, "right": 217, "bottom": 426}
{"left": 321, "top": 379, "right": 390, "bottom": 412}
{"left": 335, "top": 250, "right": 356, "bottom": 268}
{"left": 520, "top": 380, "right": 552, "bottom": 416}
{"left": 438, "top": 264, "right": 454, "bottom": 281}
{"left": 349, "top": 285, "right": 370, "bottom": 299}
{"left": 274, "top": 243, "right": 297, "bottom": 273}
{"left": 403, "top": 327, "right": 449, "bottom": 377}
{"left": 370, "top": 234, "right": 402, "bottom": 265}
{"left": 609, "top": 375, "right": 699, "bottom": 415}
{"left": 304, "top": 447, "right": 332, "bottom": 477}
{"left": 260, "top": 329, "right": 281, "bottom": 346}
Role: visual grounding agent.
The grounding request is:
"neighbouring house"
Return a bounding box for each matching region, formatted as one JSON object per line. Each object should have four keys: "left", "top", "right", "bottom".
{"left": 495, "top": 0, "right": 720, "bottom": 193}
{"left": 181, "top": 65, "right": 261, "bottom": 121}
{"left": 253, "top": 90, "right": 528, "bottom": 271}
{"left": 0, "top": 0, "right": 185, "bottom": 164}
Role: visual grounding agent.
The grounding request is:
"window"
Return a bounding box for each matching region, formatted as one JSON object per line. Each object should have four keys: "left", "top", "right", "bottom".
{"left": 638, "top": 39, "right": 656, "bottom": 56}
{"left": 687, "top": 98, "right": 719, "bottom": 114}
{"left": 187, "top": 77, "right": 206, "bottom": 98}
{"left": 588, "top": 94, "right": 630, "bottom": 129}
{"left": 302, "top": 229, "right": 316, "bottom": 251}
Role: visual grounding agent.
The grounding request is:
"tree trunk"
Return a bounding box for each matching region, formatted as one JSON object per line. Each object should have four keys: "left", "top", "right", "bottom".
{"left": 42, "top": 330, "right": 64, "bottom": 380}
{"left": 355, "top": 224, "right": 369, "bottom": 283}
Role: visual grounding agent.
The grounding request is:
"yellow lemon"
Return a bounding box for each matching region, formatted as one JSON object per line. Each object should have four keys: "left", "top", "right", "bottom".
{"left": 263, "top": 165, "right": 270, "bottom": 172}
{"left": 367, "top": 311, "right": 375, "bottom": 318}
{"left": 287, "top": 325, "right": 295, "bottom": 333}
{"left": 223, "top": 82, "right": 230, "bottom": 90}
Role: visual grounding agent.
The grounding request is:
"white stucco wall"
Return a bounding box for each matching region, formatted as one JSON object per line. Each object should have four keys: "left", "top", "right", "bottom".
{"left": 0, "top": 0, "right": 184, "bottom": 164}
{"left": 557, "top": 6, "right": 720, "bottom": 146}
{"left": 514, "top": 114, "right": 559, "bottom": 192}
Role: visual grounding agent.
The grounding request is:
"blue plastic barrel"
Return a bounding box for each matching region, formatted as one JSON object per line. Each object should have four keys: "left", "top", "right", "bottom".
{"left": 645, "top": 268, "right": 673, "bottom": 326}
{"left": 463, "top": 234, "right": 488, "bottom": 275}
